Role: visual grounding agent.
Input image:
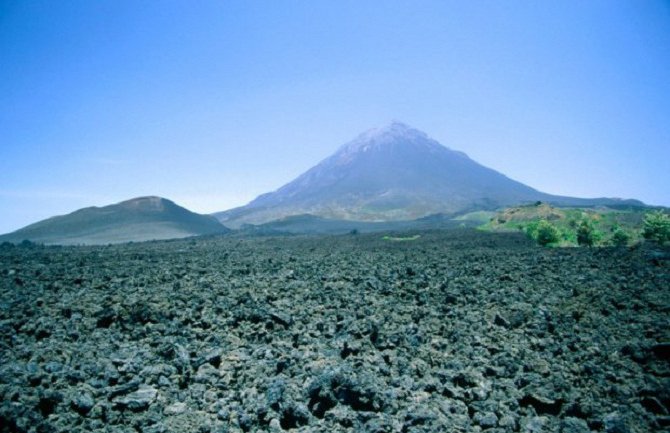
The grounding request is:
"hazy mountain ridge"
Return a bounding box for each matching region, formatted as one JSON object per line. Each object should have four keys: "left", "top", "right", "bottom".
{"left": 0, "top": 196, "right": 228, "bottom": 245}
{"left": 1, "top": 123, "right": 645, "bottom": 241}
{"left": 216, "top": 122, "right": 642, "bottom": 228}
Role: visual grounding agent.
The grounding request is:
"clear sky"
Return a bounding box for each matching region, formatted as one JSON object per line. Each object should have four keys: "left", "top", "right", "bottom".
{"left": 1, "top": 1, "right": 669, "bottom": 233}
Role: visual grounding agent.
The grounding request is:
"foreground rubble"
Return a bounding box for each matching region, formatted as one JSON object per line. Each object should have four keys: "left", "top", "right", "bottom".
{"left": 0, "top": 230, "right": 668, "bottom": 432}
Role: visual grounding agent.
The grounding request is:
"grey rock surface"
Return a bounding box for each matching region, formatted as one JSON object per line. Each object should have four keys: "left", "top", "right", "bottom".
{"left": 0, "top": 230, "right": 668, "bottom": 432}
{"left": 112, "top": 385, "right": 158, "bottom": 411}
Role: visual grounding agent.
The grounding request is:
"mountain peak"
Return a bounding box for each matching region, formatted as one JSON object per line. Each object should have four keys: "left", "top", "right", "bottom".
{"left": 337, "top": 121, "right": 441, "bottom": 157}
{"left": 215, "top": 123, "right": 642, "bottom": 228}
{"left": 119, "top": 196, "right": 171, "bottom": 211}
{"left": 358, "top": 120, "right": 425, "bottom": 141}
{"left": 217, "top": 123, "right": 547, "bottom": 226}
{"left": 374, "top": 120, "right": 416, "bottom": 134}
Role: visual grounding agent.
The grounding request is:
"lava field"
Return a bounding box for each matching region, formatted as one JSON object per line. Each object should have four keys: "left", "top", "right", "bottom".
{"left": 0, "top": 230, "right": 669, "bottom": 433}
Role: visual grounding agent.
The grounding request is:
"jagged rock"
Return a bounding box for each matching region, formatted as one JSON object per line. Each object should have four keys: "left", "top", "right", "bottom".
{"left": 603, "top": 412, "right": 630, "bottom": 433}
{"left": 473, "top": 411, "right": 498, "bottom": 428}
{"left": 560, "top": 417, "right": 590, "bottom": 433}
{"left": 269, "top": 312, "right": 293, "bottom": 328}
{"left": 523, "top": 416, "right": 548, "bottom": 433}
{"left": 494, "top": 313, "right": 510, "bottom": 328}
{"left": 70, "top": 392, "right": 95, "bottom": 415}
{"left": 112, "top": 385, "right": 157, "bottom": 411}
{"left": 0, "top": 231, "right": 667, "bottom": 432}
{"left": 164, "top": 402, "right": 187, "bottom": 415}
{"left": 195, "top": 348, "right": 223, "bottom": 369}
{"left": 519, "top": 393, "right": 563, "bottom": 416}
{"left": 194, "top": 363, "right": 219, "bottom": 383}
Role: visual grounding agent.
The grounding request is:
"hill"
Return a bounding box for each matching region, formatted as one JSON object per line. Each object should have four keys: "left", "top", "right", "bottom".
{"left": 0, "top": 196, "right": 229, "bottom": 245}
{"left": 479, "top": 202, "right": 655, "bottom": 246}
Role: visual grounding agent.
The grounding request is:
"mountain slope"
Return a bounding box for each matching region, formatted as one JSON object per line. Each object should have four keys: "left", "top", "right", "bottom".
{"left": 215, "top": 122, "right": 641, "bottom": 227}
{"left": 0, "top": 196, "right": 229, "bottom": 245}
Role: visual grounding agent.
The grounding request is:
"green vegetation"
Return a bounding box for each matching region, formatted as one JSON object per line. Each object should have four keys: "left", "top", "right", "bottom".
{"left": 610, "top": 226, "right": 630, "bottom": 247}
{"left": 382, "top": 234, "right": 421, "bottom": 242}
{"left": 642, "top": 210, "right": 670, "bottom": 244}
{"left": 525, "top": 220, "right": 560, "bottom": 246}
{"left": 480, "top": 202, "right": 666, "bottom": 248}
{"left": 576, "top": 219, "right": 600, "bottom": 246}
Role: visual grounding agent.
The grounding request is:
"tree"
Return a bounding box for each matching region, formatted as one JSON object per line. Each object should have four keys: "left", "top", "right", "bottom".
{"left": 534, "top": 220, "right": 560, "bottom": 246}
{"left": 610, "top": 227, "right": 630, "bottom": 247}
{"left": 642, "top": 211, "right": 670, "bottom": 244}
{"left": 576, "top": 219, "right": 599, "bottom": 247}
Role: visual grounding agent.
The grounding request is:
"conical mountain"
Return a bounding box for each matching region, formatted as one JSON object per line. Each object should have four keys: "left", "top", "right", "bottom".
{"left": 0, "top": 196, "right": 229, "bottom": 245}
{"left": 216, "top": 122, "right": 640, "bottom": 227}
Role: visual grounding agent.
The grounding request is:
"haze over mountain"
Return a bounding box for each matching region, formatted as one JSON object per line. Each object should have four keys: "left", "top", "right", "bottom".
{"left": 0, "top": 123, "right": 646, "bottom": 242}
{"left": 0, "top": 196, "right": 228, "bottom": 245}
{"left": 215, "top": 122, "right": 641, "bottom": 228}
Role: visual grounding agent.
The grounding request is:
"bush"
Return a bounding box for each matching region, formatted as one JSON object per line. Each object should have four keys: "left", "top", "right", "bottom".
{"left": 576, "top": 220, "right": 600, "bottom": 246}
{"left": 642, "top": 211, "right": 670, "bottom": 244}
{"left": 528, "top": 219, "right": 560, "bottom": 246}
{"left": 610, "top": 227, "right": 630, "bottom": 247}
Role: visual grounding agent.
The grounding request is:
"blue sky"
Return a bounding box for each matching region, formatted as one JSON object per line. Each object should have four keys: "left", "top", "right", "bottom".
{"left": 1, "top": 1, "right": 669, "bottom": 233}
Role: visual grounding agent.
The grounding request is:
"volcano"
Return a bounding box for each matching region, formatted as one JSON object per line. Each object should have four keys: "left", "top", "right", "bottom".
{"left": 215, "top": 122, "right": 639, "bottom": 228}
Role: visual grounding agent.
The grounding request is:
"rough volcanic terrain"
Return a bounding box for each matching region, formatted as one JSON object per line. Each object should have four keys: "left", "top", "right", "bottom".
{"left": 1, "top": 230, "right": 669, "bottom": 433}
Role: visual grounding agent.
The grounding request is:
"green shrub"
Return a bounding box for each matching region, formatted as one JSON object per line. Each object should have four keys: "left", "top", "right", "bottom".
{"left": 610, "top": 227, "right": 630, "bottom": 247}
{"left": 529, "top": 219, "right": 560, "bottom": 246}
{"left": 524, "top": 221, "right": 538, "bottom": 238}
{"left": 576, "top": 219, "right": 600, "bottom": 246}
{"left": 642, "top": 211, "right": 670, "bottom": 244}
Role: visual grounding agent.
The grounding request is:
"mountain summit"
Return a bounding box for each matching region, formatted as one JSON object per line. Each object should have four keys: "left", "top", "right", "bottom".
{"left": 335, "top": 121, "right": 442, "bottom": 155}
{"left": 216, "top": 122, "right": 640, "bottom": 227}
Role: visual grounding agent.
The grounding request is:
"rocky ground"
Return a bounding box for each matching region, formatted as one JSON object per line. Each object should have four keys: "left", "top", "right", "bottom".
{"left": 0, "top": 230, "right": 669, "bottom": 433}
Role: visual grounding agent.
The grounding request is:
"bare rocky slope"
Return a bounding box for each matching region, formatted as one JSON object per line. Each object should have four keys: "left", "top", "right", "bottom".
{"left": 1, "top": 230, "right": 669, "bottom": 433}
